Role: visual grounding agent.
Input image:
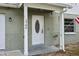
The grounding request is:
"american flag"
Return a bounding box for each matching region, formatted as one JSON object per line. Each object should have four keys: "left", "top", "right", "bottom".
{"left": 75, "top": 17, "right": 79, "bottom": 24}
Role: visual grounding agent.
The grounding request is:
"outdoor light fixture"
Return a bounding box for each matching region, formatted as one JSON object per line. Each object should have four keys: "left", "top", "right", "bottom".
{"left": 9, "top": 17, "right": 13, "bottom": 22}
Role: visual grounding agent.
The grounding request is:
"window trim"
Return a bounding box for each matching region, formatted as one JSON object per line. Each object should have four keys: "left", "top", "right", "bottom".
{"left": 64, "top": 18, "right": 76, "bottom": 34}
{"left": 64, "top": 32, "right": 76, "bottom": 34}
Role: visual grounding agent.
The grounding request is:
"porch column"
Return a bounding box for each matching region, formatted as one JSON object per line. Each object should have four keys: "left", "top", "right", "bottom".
{"left": 59, "top": 12, "right": 65, "bottom": 51}
{"left": 24, "top": 3, "right": 28, "bottom": 55}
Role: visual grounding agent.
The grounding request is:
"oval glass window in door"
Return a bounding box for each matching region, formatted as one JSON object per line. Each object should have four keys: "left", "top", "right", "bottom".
{"left": 35, "top": 20, "right": 40, "bottom": 33}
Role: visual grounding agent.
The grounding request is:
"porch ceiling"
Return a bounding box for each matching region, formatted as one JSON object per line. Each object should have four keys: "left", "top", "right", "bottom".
{"left": 28, "top": 8, "right": 53, "bottom": 13}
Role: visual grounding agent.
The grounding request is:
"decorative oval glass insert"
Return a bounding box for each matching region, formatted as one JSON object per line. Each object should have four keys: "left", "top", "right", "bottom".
{"left": 35, "top": 20, "right": 40, "bottom": 33}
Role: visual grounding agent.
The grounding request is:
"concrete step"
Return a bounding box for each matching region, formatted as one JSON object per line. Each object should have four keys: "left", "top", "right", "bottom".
{"left": 28, "top": 45, "right": 59, "bottom": 56}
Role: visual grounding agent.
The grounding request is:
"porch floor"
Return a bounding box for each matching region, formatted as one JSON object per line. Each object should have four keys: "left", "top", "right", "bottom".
{"left": 28, "top": 44, "right": 59, "bottom": 56}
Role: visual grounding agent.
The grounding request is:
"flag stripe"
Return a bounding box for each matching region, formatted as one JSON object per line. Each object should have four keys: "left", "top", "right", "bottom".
{"left": 76, "top": 18, "right": 79, "bottom": 22}
{"left": 75, "top": 17, "right": 79, "bottom": 24}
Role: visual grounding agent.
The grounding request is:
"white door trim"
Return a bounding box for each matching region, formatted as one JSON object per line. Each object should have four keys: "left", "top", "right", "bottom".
{"left": 32, "top": 15, "right": 44, "bottom": 45}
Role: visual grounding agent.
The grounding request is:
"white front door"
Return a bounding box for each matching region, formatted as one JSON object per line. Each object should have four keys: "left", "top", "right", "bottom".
{"left": 0, "top": 14, "right": 5, "bottom": 49}
{"left": 32, "top": 15, "right": 44, "bottom": 45}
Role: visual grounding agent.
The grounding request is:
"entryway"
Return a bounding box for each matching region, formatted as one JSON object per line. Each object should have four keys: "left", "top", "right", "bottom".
{"left": 32, "top": 15, "right": 44, "bottom": 45}
{"left": 28, "top": 8, "right": 59, "bottom": 56}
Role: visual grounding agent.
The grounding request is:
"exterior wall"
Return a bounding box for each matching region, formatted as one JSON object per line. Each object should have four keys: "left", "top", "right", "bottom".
{"left": 0, "top": 7, "right": 24, "bottom": 51}
{"left": 64, "top": 13, "right": 79, "bottom": 44}
{"left": 52, "top": 12, "right": 60, "bottom": 45}
{"left": 28, "top": 8, "right": 60, "bottom": 48}
{"left": 44, "top": 11, "right": 60, "bottom": 46}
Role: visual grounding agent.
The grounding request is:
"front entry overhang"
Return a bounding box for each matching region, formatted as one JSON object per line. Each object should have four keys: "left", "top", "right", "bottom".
{"left": 27, "top": 3, "right": 63, "bottom": 11}
{"left": 24, "top": 3, "right": 72, "bottom": 56}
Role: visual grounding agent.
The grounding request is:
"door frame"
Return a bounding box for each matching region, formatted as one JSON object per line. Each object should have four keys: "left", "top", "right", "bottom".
{"left": 32, "top": 15, "right": 45, "bottom": 45}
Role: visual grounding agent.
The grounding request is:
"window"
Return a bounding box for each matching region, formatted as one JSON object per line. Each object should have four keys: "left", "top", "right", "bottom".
{"left": 35, "top": 20, "right": 40, "bottom": 33}
{"left": 64, "top": 18, "right": 75, "bottom": 33}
